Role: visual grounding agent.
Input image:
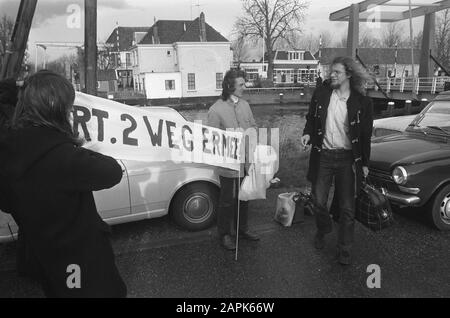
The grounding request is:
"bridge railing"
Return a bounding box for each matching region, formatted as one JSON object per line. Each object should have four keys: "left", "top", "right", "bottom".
{"left": 369, "top": 76, "right": 450, "bottom": 94}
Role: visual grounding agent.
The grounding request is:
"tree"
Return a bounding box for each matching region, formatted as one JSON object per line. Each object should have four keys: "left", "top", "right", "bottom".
{"left": 381, "top": 23, "right": 406, "bottom": 48}
{"left": 359, "top": 27, "right": 381, "bottom": 48}
{"left": 230, "top": 31, "right": 252, "bottom": 63}
{"left": 234, "top": 0, "right": 309, "bottom": 83}
{"left": 97, "top": 43, "right": 117, "bottom": 70}
{"left": 435, "top": 9, "right": 450, "bottom": 70}
{"left": 0, "top": 15, "right": 14, "bottom": 71}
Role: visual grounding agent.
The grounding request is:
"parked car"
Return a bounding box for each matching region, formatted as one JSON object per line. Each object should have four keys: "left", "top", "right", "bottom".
{"left": 372, "top": 115, "right": 416, "bottom": 137}
{"left": 0, "top": 106, "right": 220, "bottom": 243}
{"left": 369, "top": 91, "right": 450, "bottom": 230}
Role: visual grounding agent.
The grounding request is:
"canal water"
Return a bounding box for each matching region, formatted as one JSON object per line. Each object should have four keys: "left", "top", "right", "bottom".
{"left": 180, "top": 104, "right": 310, "bottom": 187}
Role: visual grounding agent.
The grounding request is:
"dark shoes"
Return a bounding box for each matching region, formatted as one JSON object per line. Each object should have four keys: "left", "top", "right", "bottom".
{"left": 221, "top": 235, "right": 236, "bottom": 251}
{"left": 314, "top": 233, "right": 325, "bottom": 250}
{"left": 338, "top": 250, "right": 352, "bottom": 265}
{"left": 239, "top": 231, "right": 260, "bottom": 241}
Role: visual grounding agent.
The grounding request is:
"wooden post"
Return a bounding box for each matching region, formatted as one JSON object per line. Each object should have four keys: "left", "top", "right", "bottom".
{"left": 85, "top": 0, "right": 97, "bottom": 95}
{"left": 419, "top": 13, "right": 436, "bottom": 78}
{"left": 0, "top": 0, "right": 37, "bottom": 80}
{"left": 347, "top": 3, "right": 359, "bottom": 59}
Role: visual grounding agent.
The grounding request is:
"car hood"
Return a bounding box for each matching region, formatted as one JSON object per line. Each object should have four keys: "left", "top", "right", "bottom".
{"left": 370, "top": 133, "right": 450, "bottom": 171}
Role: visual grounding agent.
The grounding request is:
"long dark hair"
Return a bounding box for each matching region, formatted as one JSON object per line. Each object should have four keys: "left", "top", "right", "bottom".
{"left": 12, "top": 70, "right": 80, "bottom": 144}
{"left": 221, "top": 69, "right": 246, "bottom": 101}
{"left": 331, "top": 56, "right": 371, "bottom": 95}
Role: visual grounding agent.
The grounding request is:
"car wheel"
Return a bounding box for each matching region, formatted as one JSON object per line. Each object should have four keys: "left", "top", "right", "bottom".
{"left": 427, "top": 184, "right": 450, "bottom": 231}
{"left": 170, "top": 183, "right": 219, "bottom": 231}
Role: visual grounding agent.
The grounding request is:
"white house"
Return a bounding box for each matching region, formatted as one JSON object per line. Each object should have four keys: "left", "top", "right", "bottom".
{"left": 240, "top": 50, "right": 319, "bottom": 85}
{"left": 129, "top": 13, "right": 232, "bottom": 99}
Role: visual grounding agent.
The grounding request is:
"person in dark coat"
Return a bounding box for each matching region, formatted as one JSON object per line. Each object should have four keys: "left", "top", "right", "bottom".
{"left": 0, "top": 70, "right": 127, "bottom": 297}
{"left": 0, "top": 78, "right": 18, "bottom": 128}
{"left": 301, "top": 57, "right": 373, "bottom": 265}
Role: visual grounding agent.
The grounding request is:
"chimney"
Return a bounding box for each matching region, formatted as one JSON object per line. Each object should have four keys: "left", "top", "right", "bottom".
{"left": 199, "top": 12, "right": 206, "bottom": 42}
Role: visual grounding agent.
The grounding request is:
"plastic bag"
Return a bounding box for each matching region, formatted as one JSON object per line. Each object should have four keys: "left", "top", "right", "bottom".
{"left": 239, "top": 164, "right": 266, "bottom": 201}
{"left": 274, "top": 192, "right": 297, "bottom": 227}
{"left": 239, "top": 145, "right": 279, "bottom": 201}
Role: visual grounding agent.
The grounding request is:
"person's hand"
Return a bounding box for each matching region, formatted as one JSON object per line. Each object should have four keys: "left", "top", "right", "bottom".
{"left": 301, "top": 134, "right": 311, "bottom": 150}
{"left": 363, "top": 166, "right": 369, "bottom": 178}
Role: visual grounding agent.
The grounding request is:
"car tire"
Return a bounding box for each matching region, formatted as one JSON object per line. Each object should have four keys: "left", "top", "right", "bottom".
{"left": 427, "top": 184, "right": 450, "bottom": 231}
{"left": 170, "top": 182, "right": 219, "bottom": 231}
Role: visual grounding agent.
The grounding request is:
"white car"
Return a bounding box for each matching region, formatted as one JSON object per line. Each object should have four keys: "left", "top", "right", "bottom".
{"left": 372, "top": 114, "right": 417, "bottom": 138}
{"left": 0, "top": 107, "right": 220, "bottom": 243}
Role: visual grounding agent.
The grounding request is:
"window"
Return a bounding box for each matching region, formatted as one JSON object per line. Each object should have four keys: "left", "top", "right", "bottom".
{"left": 165, "top": 80, "right": 175, "bottom": 90}
{"left": 126, "top": 53, "right": 131, "bottom": 66}
{"left": 188, "top": 73, "right": 196, "bottom": 90}
{"left": 216, "top": 73, "right": 223, "bottom": 89}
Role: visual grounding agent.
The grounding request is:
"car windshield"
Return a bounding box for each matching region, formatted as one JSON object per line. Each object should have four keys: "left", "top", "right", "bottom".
{"left": 408, "top": 101, "right": 450, "bottom": 134}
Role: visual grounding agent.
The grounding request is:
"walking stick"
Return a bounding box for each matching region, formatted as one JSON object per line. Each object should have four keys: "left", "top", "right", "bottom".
{"left": 235, "top": 169, "right": 240, "bottom": 261}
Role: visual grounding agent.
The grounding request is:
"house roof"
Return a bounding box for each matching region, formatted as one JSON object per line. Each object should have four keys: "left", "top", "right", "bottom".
{"left": 261, "top": 50, "right": 316, "bottom": 62}
{"left": 315, "top": 48, "right": 422, "bottom": 65}
{"left": 98, "top": 69, "right": 117, "bottom": 81}
{"left": 139, "top": 17, "right": 228, "bottom": 45}
{"left": 105, "top": 27, "right": 150, "bottom": 51}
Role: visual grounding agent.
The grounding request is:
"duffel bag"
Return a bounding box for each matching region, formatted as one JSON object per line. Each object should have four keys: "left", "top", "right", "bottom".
{"left": 355, "top": 181, "right": 394, "bottom": 231}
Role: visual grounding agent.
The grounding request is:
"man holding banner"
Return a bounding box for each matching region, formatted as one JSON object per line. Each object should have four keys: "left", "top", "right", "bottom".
{"left": 207, "top": 69, "right": 260, "bottom": 251}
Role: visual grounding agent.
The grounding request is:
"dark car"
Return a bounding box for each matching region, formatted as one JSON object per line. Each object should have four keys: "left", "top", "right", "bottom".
{"left": 369, "top": 91, "right": 450, "bottom": 231}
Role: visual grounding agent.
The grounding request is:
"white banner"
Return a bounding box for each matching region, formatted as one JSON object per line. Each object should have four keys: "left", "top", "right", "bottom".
{"left": 73, "top": 92, "right": 242, "bottom": 171}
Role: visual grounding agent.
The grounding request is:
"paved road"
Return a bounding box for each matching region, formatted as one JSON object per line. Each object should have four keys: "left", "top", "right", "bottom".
{"left": 0, "top": 188, "right": 449, "bottom": 298}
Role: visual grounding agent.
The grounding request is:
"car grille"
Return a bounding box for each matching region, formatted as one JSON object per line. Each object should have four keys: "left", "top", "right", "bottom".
{"left": 368, "top": 168, "right": 399, "bottom": 192}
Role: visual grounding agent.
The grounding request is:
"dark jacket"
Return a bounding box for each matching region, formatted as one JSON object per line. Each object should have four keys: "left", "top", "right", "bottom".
{"left": 0, "top": 126, "right": 126, "bottom": 297}
{"left": 303, "top": 83, "right": 373, "bottom": 194}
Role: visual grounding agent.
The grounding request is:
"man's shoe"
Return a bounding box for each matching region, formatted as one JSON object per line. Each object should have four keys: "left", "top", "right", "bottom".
{"left": 221, "top": 235, "right": 236, "bottom": 251}
{"left": 314, "top": 233, "right": 325, "bottom": 250}
{"left": 338, "top": 250, "right": 352, "bottom": 265}
{"left": 239, "top": 231, "right": 260, "bottom": 241}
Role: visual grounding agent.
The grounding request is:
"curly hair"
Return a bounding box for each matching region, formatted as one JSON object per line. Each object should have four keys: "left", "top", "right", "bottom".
{"left": 331, "top": 56, "right": 371, "bottom": 95}
{"left": 221, "top": 69, "right": 246, "bottom": 101}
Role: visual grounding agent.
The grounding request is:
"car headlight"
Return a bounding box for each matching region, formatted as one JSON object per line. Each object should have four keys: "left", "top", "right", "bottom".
{"left": 392, "top": 166, "right": 408, "bottom": 185}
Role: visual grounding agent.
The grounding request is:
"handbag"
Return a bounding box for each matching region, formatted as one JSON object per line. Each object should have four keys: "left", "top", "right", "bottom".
{"left": 355, "top": 179, "right": 394, "bottom": 231}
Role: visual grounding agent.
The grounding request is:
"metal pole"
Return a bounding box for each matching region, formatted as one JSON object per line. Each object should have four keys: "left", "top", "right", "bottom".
{"left": 85, "top": 0, "right": 97, "bottom": 95}
{"left": 409, "top": 0, "right": 415, "bottom": 78}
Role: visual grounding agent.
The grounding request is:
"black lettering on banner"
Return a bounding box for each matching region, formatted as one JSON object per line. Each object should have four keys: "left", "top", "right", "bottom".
{"left": 211, "top": 131, "right": 221, "bottom": 156}
{"left": 182, "top": 125, "right": 193, "bottom": 152}
{"left": 222, "top": 134, "right": 230, "bottom": 158}
{"left": 232, "top": 137, "right": 239, "bottom": 160}
{"left": 92, "top": 108, "right": 109, "bottom": 142}
{"left": 202, "top": 127, "right": 211, "bottom": 154}
{"left": 143, "top": 117, "right": 163, "bottom": 147}
{"left": 72, "top": 105, "right": 92, "bottom": 142}
{"left": 166, "top": 121, "right": 180, "bottom": 150}
{"left": 120, "top": 114, "right": 138, "bottom": 146}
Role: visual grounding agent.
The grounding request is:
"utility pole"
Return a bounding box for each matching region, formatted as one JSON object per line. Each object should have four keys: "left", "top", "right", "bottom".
{"left": 85, "top": 0, "right": 97, "bottom": 95}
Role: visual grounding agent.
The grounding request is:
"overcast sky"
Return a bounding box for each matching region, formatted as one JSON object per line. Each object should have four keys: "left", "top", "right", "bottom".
{"left": 0, "top": 0, "right": 428, "bottom": 62}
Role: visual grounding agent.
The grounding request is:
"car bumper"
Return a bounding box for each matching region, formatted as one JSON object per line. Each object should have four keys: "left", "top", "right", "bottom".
{"left": 384, "top": 189, "right": 421, "bottom": 206}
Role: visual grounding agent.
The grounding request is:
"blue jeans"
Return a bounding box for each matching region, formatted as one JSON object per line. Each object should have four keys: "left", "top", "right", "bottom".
{"left": 312, "top": 149, "right": 355, "bottom": 253}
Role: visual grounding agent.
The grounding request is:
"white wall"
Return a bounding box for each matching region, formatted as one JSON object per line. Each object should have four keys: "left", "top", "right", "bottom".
{"left": 136, "top": 45, "right": 178, "bottom": 73}
{"left": 176, "top": 43, "right": 231, "bottom": 97}
{"left": 144, "top": 72, "right": 182, "bottom": 99}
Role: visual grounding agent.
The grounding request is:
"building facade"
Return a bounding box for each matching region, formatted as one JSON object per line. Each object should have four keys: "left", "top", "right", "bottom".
{"left": 128, "top": 13, "right": 232, "bottom": 99}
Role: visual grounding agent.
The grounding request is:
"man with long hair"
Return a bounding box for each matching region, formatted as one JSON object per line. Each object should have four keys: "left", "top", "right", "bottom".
{"left": 207, "top": 69, "right": 260, "bottom": 251}
{"left": 301, "top": 57, "right": 374, "bottom": 265}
